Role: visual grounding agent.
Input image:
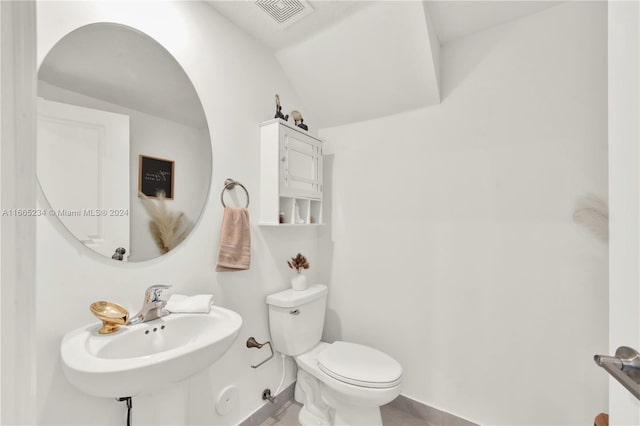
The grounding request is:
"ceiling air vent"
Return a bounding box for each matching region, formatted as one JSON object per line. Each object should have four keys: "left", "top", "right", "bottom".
{"left": 255, "top": 0, "right": 314, "bottom": 29}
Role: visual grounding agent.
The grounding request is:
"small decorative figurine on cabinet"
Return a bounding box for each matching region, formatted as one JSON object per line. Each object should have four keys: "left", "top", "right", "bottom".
{"left": 274, "top": 94, "right": 289, "bottom": 121}
{"left": 291, "top": 110, "right": 309, "bottom": 131}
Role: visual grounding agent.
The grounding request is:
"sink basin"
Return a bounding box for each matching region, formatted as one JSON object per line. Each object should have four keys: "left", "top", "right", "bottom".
{"left": 60, "top": 306, "right": 242, "bottom": 397}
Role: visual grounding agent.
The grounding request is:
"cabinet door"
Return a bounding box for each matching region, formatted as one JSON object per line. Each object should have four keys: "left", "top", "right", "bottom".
{"left": 279, "top": 126, "right": 322, "bottom": 199}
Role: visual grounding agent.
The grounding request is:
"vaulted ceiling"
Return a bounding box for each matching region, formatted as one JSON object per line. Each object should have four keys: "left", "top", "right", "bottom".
{"left": 36, "top": 1, "right": 563, "bottom": 132}
{"left": 274, "top": 1, "right": 441, "bottom": 127}
{"left": 206, "top": 1, "right": 561, "bottom": 128}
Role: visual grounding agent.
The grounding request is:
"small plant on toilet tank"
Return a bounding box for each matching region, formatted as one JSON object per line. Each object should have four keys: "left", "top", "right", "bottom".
{"left": 287, "top": 253, "right": 309, "bottom": 291}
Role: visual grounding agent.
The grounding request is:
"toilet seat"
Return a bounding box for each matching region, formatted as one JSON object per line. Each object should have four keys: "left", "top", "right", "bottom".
{"left": 318, "top": 341, "right": 402, "bottom": 389}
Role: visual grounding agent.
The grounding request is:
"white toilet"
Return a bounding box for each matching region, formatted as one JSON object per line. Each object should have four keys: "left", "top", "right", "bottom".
{"left": 266, "top": 284, "right": 402, "bottom": 426}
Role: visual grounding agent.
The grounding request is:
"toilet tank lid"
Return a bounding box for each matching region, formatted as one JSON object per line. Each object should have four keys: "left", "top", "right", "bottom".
{"left": 266, "top": 284, "right": 328, "bottom": 308}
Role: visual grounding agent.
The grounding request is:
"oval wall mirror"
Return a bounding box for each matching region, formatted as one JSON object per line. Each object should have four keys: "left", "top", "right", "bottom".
{"left": 37, "top": 23, "right": 212, "bottom": 262}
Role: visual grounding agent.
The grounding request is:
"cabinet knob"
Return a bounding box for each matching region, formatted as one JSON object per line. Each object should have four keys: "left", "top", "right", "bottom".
{"left": 281, "top": 157, "right": 286, "bottom": 162}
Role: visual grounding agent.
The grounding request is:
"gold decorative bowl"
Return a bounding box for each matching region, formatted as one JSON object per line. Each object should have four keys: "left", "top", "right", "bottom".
{"left": 90, "top": 301, "right": 129, "bottom": 334}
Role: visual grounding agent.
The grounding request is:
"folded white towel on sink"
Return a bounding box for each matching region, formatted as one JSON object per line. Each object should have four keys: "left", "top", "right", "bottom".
{"left": 165, "top": 294, "right": 214, "bottom": 313}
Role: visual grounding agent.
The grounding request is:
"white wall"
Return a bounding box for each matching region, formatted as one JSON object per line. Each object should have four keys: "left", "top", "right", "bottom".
{"left": 36, "top": 2, "right": 321, "bottom": 424}
{"left": 38, "top": 81, "right": 211, "bottom": 261}
{"left": 319, "top": 2, "right": 608, "bottom": 425}
{"left": 127, "top": 114, "right": 210, "bottom": 261}
{"left": 0, "top": 2, "right": 38, "bottom": 423}
{"left": 608, "top": 0, "right": 640, "bottom": 424}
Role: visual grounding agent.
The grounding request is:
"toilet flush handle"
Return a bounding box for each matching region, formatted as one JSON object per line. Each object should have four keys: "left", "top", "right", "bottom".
{"left": 290, "top": 309, "right": 300, "bottom": 315}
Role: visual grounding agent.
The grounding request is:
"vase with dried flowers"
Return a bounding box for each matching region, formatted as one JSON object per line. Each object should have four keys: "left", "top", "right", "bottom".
{"left": 287, "top": 253, "right": 310, "bottom": 291}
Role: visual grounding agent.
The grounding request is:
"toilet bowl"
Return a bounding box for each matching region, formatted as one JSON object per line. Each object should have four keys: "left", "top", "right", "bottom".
{"left": 295, "top": 342, "right": 402, "bottom": 425}
{"left": 266, "top": 285, "right": 403, "bottom": 426}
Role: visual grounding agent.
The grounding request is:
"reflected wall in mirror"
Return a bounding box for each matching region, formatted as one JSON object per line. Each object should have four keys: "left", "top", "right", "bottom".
{"left": 37, "top": 23, "right": 212, "bottom": 262}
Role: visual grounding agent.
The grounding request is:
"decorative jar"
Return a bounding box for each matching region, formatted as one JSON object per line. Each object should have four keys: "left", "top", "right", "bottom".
{"left": 291, "top": 274, "right": 308, "bottom": 291}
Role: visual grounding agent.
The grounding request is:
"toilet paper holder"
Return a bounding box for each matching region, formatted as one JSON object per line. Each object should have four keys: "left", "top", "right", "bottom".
{"left": 247, "top": 337, "right": 274, "bottom": 369}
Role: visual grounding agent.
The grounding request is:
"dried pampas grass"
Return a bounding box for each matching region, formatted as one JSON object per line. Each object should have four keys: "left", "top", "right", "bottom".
{"left": 139, "top": 191, "right": 192, "bottom": 253}
{"left": 573, "top": 194, "right": 608, "bottom": 242}
{"left": 287, "top": 253, "right": 309, "bottom": 273}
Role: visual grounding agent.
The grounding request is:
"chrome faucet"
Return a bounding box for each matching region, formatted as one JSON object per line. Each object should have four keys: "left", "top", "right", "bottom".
{"left": 127, "top": 284, "right": 172, "bottom": 325}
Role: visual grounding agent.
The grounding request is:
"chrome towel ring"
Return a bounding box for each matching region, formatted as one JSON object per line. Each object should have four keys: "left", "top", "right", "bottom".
{"left": 220, "top": 178, "right": 250, "bottom": 208}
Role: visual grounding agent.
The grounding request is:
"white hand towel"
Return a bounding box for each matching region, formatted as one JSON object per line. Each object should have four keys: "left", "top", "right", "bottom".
{"left": 165, "top": 294, "right": 214, "bottom": 313}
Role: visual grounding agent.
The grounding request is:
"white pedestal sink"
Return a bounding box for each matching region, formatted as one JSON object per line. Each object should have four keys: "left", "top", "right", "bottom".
{"left": 60, "top": 306, "right": 242, "bottom": 398}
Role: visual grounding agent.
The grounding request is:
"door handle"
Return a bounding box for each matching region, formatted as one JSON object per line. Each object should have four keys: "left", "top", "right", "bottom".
{"left": 595, "top": 346, "right": 640, "bottom": 400}
{"left": 112, "top": 247, "right": 126, "bottom": 261}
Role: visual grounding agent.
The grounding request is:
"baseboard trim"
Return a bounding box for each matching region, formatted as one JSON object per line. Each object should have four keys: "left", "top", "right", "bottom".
{"left": 239, "top": 383, "right": 296, "bottom": 426}
{"left": 387, "top": 394, "right": 479, "bottom": 426}
{"left": 238, "top": 385, "right": 478, "bottom": 426}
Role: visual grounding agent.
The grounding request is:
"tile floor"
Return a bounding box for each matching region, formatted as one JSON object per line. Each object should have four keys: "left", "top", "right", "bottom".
{"left": 260, "top": 401, "right": 429, "bottom": 426}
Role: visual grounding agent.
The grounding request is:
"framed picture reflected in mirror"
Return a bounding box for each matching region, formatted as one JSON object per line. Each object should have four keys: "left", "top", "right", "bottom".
{"left": 139, "top": 155, "right": 174, "bottom": 199}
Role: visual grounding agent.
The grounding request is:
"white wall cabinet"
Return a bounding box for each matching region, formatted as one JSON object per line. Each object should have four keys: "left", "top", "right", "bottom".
{"left": 259, "top": 118, "right": 323, "bottom": 226}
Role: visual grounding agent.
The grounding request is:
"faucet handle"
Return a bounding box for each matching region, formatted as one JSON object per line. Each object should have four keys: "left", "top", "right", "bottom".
{"left": 145, "top": 284, "right": 172, "bottom": 303}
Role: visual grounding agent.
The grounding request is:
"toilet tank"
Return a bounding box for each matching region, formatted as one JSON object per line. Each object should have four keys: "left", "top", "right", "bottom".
{"left": 266, "top": 284, "right": 328, "bottom": 356}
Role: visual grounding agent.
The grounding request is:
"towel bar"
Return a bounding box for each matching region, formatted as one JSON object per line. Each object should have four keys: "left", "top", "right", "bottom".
{"left": 221, "top": 178, "right": 249, "bottom": 208}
